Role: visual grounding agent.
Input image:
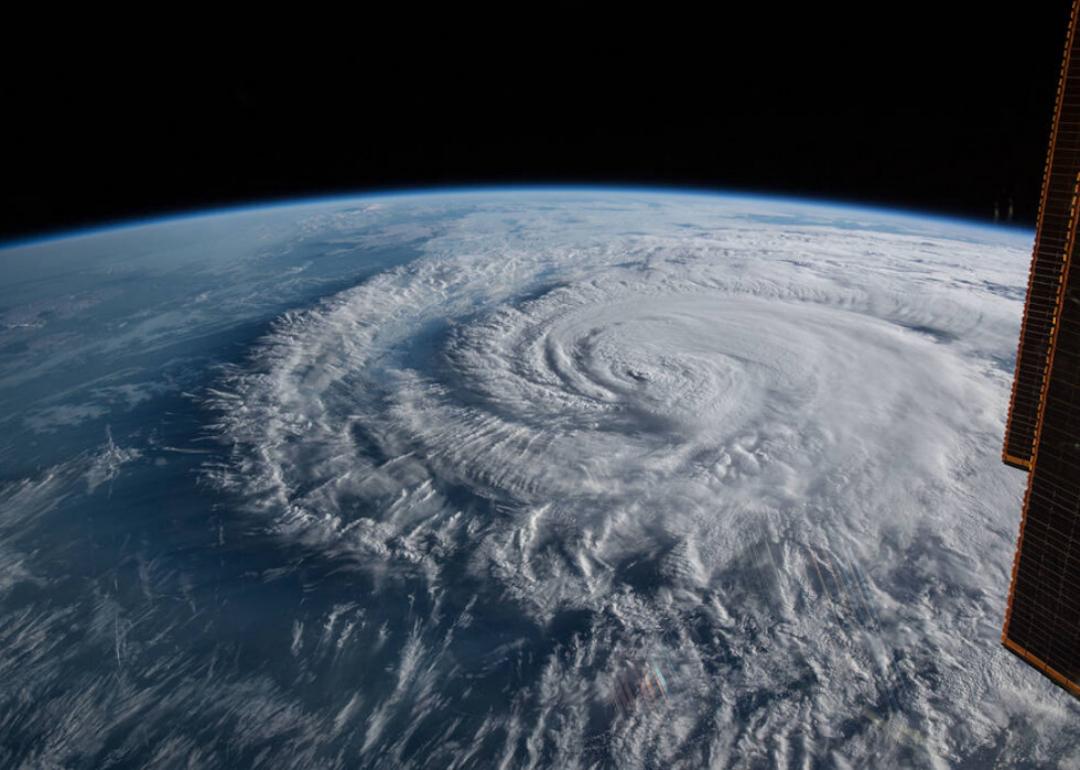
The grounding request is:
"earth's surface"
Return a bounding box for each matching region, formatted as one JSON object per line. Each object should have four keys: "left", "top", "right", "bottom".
{"left": 0, "top": 189, "right": 1077, "bottom": 768}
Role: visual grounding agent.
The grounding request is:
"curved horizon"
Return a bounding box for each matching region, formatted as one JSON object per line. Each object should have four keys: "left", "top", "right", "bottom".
{"left": 0, "top": 184, "right": 1034, "bottom": 251}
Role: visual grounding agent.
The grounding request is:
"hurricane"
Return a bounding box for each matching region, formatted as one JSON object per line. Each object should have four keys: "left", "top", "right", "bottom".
{"left": 0, "top": 190, "right": 1076, "bottom": 768}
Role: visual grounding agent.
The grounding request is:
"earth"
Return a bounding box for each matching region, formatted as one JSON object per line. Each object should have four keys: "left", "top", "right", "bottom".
{"left": 0, "top": 189, "right": 1077, "bottom": 768}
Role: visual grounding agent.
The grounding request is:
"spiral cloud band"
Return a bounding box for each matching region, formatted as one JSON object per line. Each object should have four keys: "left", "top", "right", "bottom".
{"left": 193, "top": 193, "right": 1077, "bottom": 767}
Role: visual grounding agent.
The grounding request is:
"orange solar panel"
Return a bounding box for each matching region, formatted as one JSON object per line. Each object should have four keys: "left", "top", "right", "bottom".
{"left": 1003, "top": 0, "right": 1080, "bottom": 470}
{"left": 1002, "top": 0, "right": 1080, "bottom": 699}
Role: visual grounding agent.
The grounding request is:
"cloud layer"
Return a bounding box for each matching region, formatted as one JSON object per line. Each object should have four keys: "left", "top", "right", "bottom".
{"left": 1, "top": 192, "right": 1076, "bottom": 768}
{"left": 203, "top": 195, "right": 1075, "bottom": 767}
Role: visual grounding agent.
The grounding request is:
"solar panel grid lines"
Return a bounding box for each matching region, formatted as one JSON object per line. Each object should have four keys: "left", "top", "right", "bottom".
{"left": 1003, "top": 0, "right": 1080, "bottom": 469}
{"left": 1001, "top": 0, "right": 1080, "bottom": 699}
{"left": 1002, "top": 164, "right": 1080, "bottom": 699}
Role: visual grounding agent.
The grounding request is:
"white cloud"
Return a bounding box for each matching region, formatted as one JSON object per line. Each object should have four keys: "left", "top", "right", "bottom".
{"left": 199, "top": 195, "right": 1076, "bottom": 766}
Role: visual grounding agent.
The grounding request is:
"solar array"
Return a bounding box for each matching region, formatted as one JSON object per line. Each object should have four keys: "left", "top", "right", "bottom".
{"left": 1002, "top": 0, "right": 1080, "bottom": 699}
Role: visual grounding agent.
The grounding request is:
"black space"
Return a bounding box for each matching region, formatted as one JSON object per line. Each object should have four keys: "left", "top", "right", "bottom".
{"left": 3, "top": 5, "right": 1074, "bottom": 242}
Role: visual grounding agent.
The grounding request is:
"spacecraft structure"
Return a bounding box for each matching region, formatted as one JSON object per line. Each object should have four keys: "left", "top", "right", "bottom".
{"left": 1001, "top": 0, "right": 1080, "bottom": 699}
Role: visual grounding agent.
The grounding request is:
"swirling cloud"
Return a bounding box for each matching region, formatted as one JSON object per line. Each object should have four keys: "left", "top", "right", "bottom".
{"left": 199, "top": 195, "right": 1074, "bottom": 767}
